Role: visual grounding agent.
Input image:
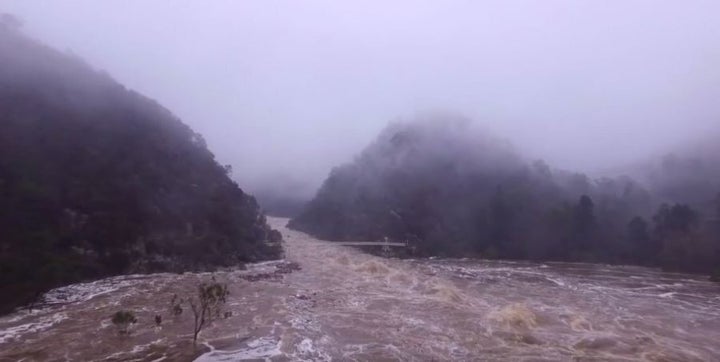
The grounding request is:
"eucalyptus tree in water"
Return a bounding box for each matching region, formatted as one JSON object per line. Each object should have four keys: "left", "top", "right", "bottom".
{"left": 188, "top": 279, "right": 229, "bottom": 345}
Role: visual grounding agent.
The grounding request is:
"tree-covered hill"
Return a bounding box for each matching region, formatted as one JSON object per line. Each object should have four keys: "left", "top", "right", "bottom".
{"left": 0, "top": 21, "right": 282, "bottom": 314}
{"left": 290, "top": 114, "right": 720, "bottom": 277}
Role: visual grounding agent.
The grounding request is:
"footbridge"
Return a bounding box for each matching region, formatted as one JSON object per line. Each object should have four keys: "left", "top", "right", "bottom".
{"left": 333, "top": 241, "right": 407, "bottom": 247}
{"left": 332, "top": 238, "right": 415, "bottom": 255}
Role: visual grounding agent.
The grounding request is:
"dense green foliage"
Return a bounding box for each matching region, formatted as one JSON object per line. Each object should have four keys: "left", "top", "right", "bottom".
{"left": 291, "top": 115, "right": 720, "bottom": 275}
{"left": 0, "top": 24, "right": 281, "bottom": 314}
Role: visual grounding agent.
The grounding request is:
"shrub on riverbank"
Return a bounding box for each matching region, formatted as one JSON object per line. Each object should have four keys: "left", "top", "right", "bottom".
{"left": 111, "top": 311, "right": 137, "bottom": 335}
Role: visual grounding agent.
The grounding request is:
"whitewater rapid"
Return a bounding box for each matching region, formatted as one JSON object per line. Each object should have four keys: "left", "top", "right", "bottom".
{"left": 1, "top": 217, "right": 719, "bottom": 361}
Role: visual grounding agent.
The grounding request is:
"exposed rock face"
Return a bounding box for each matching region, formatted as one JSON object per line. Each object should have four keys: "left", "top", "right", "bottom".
{"left": 0, "top": 23, "right": 282, "bottom": 314}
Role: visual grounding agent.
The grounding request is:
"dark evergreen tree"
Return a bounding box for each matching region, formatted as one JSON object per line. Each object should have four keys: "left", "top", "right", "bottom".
{"left": 572, "top": 195, "right": 596, "bottom": 252}
{"left": 626, "top": 216, "right": 654, "bottom": 262}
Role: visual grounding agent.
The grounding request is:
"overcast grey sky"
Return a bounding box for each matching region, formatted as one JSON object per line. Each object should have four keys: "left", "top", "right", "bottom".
{"left": 2, "top": 1, "right": 719, "bottom": 196}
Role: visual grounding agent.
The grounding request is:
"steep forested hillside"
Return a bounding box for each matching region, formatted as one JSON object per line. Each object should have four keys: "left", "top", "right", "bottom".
{"left": 290, "top": 115, "right": 720, "bottom": 276}
{"left": 0, "top": 22, "right": 282, "bottom": 313}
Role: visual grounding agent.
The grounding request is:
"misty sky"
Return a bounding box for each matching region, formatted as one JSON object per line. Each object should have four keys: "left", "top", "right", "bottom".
{"left": 3, "top": 1, "right": 720, "bottom": 197}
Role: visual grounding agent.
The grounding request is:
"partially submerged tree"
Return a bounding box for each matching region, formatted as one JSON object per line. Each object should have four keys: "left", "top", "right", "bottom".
{"left": 187, "top": 279, "right": 229, "bottom": 345}
{"left": 169, "top": 294, "right": 183, "bottom": 316}
{"left": 111, "top": 310, "right": 137, "bottom": 335}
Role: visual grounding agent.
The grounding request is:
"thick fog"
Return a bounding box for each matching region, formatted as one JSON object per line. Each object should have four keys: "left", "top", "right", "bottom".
{"left": 3, "top": 1, "right": 720, "bottom": 197}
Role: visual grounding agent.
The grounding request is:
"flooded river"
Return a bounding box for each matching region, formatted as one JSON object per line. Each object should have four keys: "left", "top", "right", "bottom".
{"left": 1, "top": 217, "right": 719, "bottom": 361}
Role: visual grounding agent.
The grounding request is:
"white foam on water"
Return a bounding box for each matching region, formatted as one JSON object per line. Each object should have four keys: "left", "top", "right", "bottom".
{"left": 194, "top": 336, "right": 282, "bottom": 362}
{"left": 290, "top": 338, "right": 332, "bottom": 361}
{"left": 340, "top": 343, "right": 409, "bottom": 360}
{"left": 297, "top": 338, "right": 315, "bottom": 354}
{"left": 546, "top": 277, "right": 566, "bottom": 287}
{"left": 0, "top": 308, "right": 44, "bottom": 325}
{"left": 0, "top": 312, "right": 68, "bottom": 344}
{"left": 102, "top": 338, "right": 167, "bottom": 361}
{"left": 42, "top": 274, "right": 158, "bottom": 306}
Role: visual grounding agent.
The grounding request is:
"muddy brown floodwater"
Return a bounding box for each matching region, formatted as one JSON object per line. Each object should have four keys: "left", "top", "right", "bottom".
{"left": 2, "top": 217, "right": 720, "bottom": 361}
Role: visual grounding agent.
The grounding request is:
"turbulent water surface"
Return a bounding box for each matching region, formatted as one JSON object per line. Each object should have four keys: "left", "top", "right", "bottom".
{"left": 1, "top": 217, "right": 719, "bottom": 361}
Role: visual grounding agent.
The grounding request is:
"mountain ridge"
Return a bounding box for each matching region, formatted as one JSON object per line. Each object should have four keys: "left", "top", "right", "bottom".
{"left": 0, "top": 23, "right": 282, "bottom": 314}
